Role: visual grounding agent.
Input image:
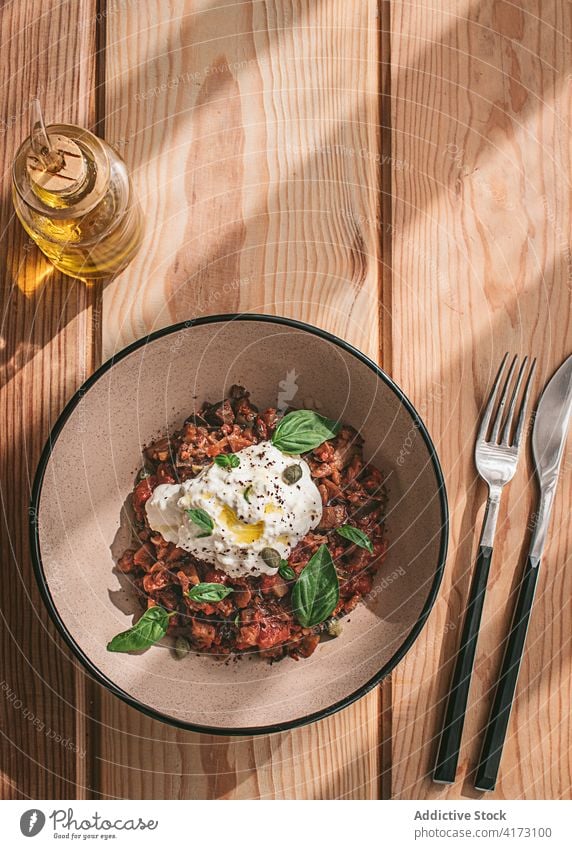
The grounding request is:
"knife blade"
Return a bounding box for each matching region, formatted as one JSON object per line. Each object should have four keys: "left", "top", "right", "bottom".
{"left": 475, "top": 352, "right": 572, "bottom": 792}
{"left": 529, "top": 352, "right": 572, "bottom": 563}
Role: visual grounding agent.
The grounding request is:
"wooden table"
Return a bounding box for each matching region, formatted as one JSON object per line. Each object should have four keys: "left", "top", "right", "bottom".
{"left": 1, "top": 0, "right": 570, "bottom": 800}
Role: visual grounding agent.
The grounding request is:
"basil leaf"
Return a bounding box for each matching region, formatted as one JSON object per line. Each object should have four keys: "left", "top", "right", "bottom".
{"left": 278, "top": 560, "right": 296, "bottom": 581}
{"left": 187, "top": 507, "right": 214, "bottom": 537}
{"left": 107, "top": 606, "right": 172, "bottom": 653}
{"left": 243, "top": 485, "right": 253, "bottom": 503}
{"left": 271, "top": 410, "right": 340, "bottom": 454}
{"left": 292, "top": 544, "right": 339, "bottom": 627}
{"left": 336, "top": 525, "right": 374, "bottom": 553}
{"left": 214, "top": 453, "right": 240, "bottom": 469}
{"left": 186, "top": 582, "right": 234, "bottom": 603}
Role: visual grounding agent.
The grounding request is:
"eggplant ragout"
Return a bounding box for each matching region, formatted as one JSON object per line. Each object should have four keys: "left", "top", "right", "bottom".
{"left": 112, "top": 386, "right": 387, "bottom": 661}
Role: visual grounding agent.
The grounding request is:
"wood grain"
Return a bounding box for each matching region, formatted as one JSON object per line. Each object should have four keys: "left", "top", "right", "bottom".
{"left": 97, "top": 0, "right": 387, "bottom": 799}
{"left": 101, "top": 0, "right": 382, "bottom": 356}
{"left": 0, "top": 0, "right": 99, "bottom": 799}
{"left": 390, "top": 0, "right": 572, "bottom": 799}
{"left": 96, "top": 693, "right": 383, "bottom": 800}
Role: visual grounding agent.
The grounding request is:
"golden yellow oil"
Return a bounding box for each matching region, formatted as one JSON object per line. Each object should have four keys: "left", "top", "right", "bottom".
{"left": 14, "top": 189, "right": 144, "bottom": 280}
{"left": 219, "top": 505, "right": 264, "bottom": 543}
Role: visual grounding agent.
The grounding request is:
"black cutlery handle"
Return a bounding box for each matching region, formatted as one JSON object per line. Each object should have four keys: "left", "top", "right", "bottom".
{"left": 474, "top": 555, "right": 540, "bottom": 792}
{"left": 433, "top": 545, "right": 493, "bottom": 784}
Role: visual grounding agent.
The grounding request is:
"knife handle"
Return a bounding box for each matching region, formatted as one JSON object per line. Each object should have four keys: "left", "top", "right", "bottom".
{"left": 433, "top": 544, "right": 493, "bottom": 784}
{"left": 475, "top": 555, "right": 540, "bottom": 792}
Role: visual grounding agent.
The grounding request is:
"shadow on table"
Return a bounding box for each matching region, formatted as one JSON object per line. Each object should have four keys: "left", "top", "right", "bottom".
{"left": 0, "top": 212, "right": 110, "bottom": 390}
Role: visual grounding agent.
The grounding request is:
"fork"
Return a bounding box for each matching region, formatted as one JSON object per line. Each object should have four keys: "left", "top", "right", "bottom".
{"left": 433, "top": 353, "right": 536, "bottom": 784}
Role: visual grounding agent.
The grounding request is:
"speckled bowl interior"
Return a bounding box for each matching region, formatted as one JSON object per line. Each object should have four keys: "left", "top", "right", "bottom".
{"left": 32, "top": 316, "right": 448, "bottom": 733}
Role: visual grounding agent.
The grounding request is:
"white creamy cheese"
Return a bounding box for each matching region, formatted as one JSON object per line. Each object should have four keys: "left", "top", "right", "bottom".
{"left": 145, "top": 441, "right": 323, "bottom": 577}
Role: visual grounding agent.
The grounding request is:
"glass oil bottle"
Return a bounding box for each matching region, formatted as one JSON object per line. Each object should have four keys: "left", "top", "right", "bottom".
{"left": 12, "top": 101, "right": 143, "bottom": 280}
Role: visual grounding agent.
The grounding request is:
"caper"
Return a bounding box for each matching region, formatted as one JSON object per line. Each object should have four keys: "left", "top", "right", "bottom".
{"left": 260, "top": 547, "right": 282, "bottom": 570}
{"left": 136, "top": 465, "right": 153, "bottom": 483}
{"left": 327, "top": 619, "right": 343, "bottom": 638}
{"left": 173, "top": 636, "right": 191, "bottom": 660}
{"left": 282, "top": 464, "right": 303, "bottom": 484}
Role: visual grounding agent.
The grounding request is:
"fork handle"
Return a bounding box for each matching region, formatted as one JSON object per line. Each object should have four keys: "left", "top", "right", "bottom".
{"left": 433, "top": 544, "right": 493, "bottom": 784}
{"left": 474, "top": 555, "right": 540, "bottom": 792}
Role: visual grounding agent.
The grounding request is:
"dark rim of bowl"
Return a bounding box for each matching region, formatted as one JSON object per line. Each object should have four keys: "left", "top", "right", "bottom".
{"left": 30, "top": 313, "right": 449, "bottom": 736}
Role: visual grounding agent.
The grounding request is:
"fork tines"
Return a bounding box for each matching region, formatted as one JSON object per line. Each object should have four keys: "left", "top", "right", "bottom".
{"left": 479, "top": 354, "right": 537, "bottom": 449}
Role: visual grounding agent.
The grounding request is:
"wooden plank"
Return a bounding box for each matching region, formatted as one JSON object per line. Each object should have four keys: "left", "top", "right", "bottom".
{"left": 378, "top": 0, "right": 394, "bottom": 801}
{"left": 98, "top": 0, "right": 387, "bottom": 798}
{"left": 97, "top": 693, "right": 383, "bottom": 800}
{"left": 0, "top": 0, "right": 99, "bottom": 798}
{"left": 390, "top": 0, "right": 572, "bottom": 798}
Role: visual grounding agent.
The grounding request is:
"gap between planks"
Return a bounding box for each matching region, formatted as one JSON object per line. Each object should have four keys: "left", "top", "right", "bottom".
{"left": 378, "top": 0, "right": 393, "bottom": 802}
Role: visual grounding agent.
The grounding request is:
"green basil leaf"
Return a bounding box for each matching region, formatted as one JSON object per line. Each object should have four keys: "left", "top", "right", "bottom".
{"left": 292, "top": 544, "right": 339, "bottom": 627}
{"left": 214, "top": 453, "right": 240, "bottom": 469}
{"left": 243, "top": 485, "right": 253, "bottom": 503}
{"left": 271, "top": 410, "right": 340, "bottom": 455}
{"left": 186, "top": 582, "right": 234, "bottom": 603}
{"left": 278, "top": 560, "right": 296, "bottom": 581}
{"left": 107, "top": 606, "right": 172, "bottom": 653}
{"left": 187, "top": 507, "right": 214, "bottom": 537}
{"left": 336, "top": 525, "right": 374, "bottom": 553}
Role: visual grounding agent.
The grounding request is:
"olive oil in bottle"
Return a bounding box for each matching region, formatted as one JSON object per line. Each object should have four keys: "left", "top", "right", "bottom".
{"left": 12, "top": 101, "right": 143, "bottom": 280}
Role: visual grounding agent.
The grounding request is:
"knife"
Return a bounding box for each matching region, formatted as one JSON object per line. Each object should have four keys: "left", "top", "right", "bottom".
{"left": 475, "top": 353, "right": 572, "bottom": 792}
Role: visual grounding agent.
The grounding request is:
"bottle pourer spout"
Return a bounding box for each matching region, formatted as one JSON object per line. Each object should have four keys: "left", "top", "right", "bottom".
{"left": 26, "top": 100, "right": 87, "bottom": 201}
{"left": 30, "top": 99, "right": 65, "bottom": 173}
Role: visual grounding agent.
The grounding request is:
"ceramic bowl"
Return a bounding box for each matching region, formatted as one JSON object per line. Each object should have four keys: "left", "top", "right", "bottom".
{"left": 31, "top": 315, "right": 448, "bottom": 734}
